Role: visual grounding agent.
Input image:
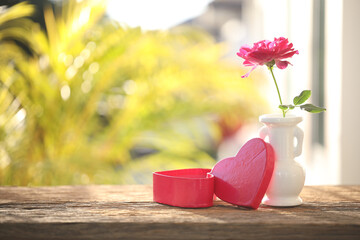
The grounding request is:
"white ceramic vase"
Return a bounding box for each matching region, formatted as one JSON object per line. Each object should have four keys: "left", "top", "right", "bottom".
{"left": 259, "top": 114, "right": 305, "bottom": 207}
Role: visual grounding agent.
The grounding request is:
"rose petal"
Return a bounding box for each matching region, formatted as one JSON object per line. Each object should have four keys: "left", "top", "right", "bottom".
{"left": 243, "top": 60, "right": 255, "bottom": 66}
{"left": 277, "top": 50, "right": 299, "bottom": 59}
{"left": 241, "top": 65, "right": 258, "bottom": 78}
{"left": 275, "top": 60, "right": 291, "bottom": 69}
{"left": 247, "top": 51, "right": 273, "bottom": 64}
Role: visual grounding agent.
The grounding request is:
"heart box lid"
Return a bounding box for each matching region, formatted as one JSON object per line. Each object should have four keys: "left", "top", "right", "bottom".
{"left": 210, "top": 138, "right": 275, "bottom": 209}
{"left": 153, "top": 138, "right": 275, "bottom": 209}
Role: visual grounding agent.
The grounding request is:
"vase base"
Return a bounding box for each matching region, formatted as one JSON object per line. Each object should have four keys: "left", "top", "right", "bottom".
{"left": 262, "top": 196, "right": 303, "bottom": 207}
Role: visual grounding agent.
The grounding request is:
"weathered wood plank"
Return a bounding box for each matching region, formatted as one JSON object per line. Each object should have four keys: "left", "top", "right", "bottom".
{"left": 0, "top": 185, "right": 359, "bottom": 240}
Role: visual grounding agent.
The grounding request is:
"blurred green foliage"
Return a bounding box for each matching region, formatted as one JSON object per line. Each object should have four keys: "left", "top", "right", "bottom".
{"left": 0, "top": 0, "right": 267, "bottom": 185}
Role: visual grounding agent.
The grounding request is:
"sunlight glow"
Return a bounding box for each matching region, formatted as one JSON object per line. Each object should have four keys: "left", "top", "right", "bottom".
{"left": 106, "top": 0, "right": 212, "bottom": 30}
{"left": 61, "top": 85, "right": 71, "bottom": 100}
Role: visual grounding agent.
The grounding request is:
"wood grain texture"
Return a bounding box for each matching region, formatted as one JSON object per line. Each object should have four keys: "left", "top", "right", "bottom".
{"left": 0, "top": 185, "right": 359, "bottom": 240}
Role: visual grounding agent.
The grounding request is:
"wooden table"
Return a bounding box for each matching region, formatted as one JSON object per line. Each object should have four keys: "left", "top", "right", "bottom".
{"left": 0, "top": 185, "right": 359, "bottom": 239}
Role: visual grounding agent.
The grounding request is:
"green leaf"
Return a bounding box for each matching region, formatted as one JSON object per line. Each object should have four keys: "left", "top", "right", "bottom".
{"left": 279, "top": 104, "right": 296, "bottom": 110}
{"left": 300, "top": 104, "right": 326, "bottom": 113}
{"left": 293, "top": 90, "right": 311, "bottom": 105}
{"left": 279, "top": 105, "right": 289, "bottom": 110}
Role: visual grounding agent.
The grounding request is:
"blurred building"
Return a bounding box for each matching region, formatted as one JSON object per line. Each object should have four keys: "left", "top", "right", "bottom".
{"left": 179, "top": 0, "right": 251, "bottom": 60}
{"left": 182, "top": 0, "right": 243, "bottom": 41}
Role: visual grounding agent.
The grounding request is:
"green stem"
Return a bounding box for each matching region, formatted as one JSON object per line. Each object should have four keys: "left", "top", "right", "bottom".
{"left": 268, "top": 66, "right": 285, "bottom": 117}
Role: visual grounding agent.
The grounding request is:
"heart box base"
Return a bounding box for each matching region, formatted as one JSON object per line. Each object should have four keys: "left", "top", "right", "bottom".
{"left": 153, "top": 138, "right": 275, "bottom": 209}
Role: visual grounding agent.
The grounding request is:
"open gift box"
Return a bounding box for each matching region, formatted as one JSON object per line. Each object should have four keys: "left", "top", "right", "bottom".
{"left": 153, "top": 138, "right": 275, "bottom": 209}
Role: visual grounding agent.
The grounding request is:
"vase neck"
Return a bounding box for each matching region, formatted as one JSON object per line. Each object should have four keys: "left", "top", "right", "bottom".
{"left": 262, "top": 123, "right": 301, "bottom": 163}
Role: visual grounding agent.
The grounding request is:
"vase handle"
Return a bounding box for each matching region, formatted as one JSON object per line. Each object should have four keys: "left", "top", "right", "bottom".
{"left": 294, "top": 126, "right": 304, "bottom": 157}
{"left": 259, "top": 126, "right": 269, "bottom": 141}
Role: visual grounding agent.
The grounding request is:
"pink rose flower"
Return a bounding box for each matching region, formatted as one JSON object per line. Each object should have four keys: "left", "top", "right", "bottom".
{"left": 237, "top": 37, "right": 299, "bottom": 78}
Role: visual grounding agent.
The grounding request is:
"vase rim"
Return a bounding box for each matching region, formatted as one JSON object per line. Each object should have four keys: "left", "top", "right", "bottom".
{"left": 259, "top": 113, "right": 302, "bottom": 123}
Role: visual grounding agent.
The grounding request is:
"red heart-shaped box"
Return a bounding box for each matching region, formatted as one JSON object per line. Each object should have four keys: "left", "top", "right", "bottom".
{"left": 153, "top": 168, "right": 214, "bottom": 208}
{"left": 211, "top": 138, "right": 274, "bottom": 209}
{"left": 153, "top": 138, "right": 275, "bottom": 209}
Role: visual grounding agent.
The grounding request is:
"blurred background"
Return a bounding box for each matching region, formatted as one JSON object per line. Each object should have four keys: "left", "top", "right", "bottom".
{"left": 0, "top": 0, "right": 358, "bottom": 186}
